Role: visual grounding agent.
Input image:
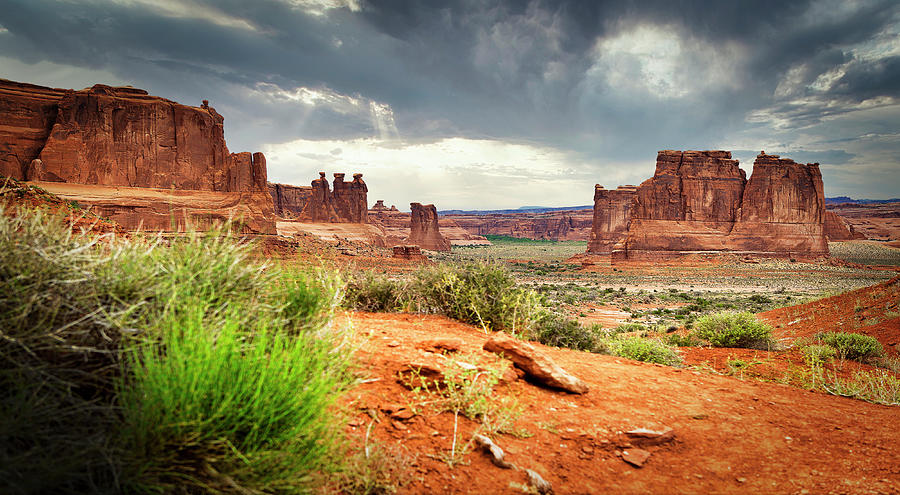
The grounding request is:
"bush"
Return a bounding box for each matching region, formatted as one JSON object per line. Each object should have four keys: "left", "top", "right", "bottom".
{"left": 533, "top": 313, "right": 599, "bottom": 351}
{"left": 818, "top": 332, "right": 883, "bottom": 362}
{"left": 693, "top": 312, "right": 773, "bottom": 349}
{"left": 666, "top": 333, "right": 703, "bottom": 347}
{"left": 608, "top": 337, "right": 681, "bottom": 366}
{"left": 345, "top": 262, "right": 544, "bottom": 335}
{"left": 802, "top": 344, "right": 836, "bottom": 368}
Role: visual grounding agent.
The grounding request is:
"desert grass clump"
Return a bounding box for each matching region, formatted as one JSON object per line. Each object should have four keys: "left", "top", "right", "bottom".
{"left": 817, "top": 332, "right": 883, "bottom": 362}
{"left": 0, "top": 204, "right": 351, "bottom": 494}
{"left": 607, "top": 337, "right": 681, "bottom": 366}
{"left": 118, "top": 307, "right": 350, "bottom": 493}
{"left": 693, "top": 311, "right": 773, "bottom": 349}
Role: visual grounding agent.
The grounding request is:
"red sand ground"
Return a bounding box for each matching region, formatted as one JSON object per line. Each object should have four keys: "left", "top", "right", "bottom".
{"left": 761, "top": 275, "right": 900, "bottom": 356}
{"left": 338, "top": 311, "right": 899, "bottom": 495}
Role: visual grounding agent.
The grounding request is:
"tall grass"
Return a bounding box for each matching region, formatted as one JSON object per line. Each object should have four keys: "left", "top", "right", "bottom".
{"left": 0, "top": 204, "right": 350, "bottom": 494}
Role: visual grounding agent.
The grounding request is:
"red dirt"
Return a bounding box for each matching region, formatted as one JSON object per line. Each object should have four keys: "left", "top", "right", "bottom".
{"left": 338, "top": 311, "right": 900, "bottom": 495}
{"left": 761, "top": 276, "right": 900, "bottom": 356}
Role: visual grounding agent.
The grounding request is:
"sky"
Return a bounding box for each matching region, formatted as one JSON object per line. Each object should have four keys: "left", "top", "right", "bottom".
{"left": 1, "top": 0, "right": 899, "bottom": 209}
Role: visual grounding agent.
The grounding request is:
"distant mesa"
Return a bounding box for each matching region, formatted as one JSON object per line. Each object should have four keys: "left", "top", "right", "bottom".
{"left": 587, "top": 150, "right": 832, "bottom": 261}
{"left": 0, "top": 78, "right": 274, "bottom": 233}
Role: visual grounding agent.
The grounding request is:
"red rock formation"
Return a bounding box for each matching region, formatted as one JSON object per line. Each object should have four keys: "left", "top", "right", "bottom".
{"left": 368, "top": 205, "right": 489, "bottom": 246}
{"left": 824, "top": 210, "right": 865, "bottom": 241}
{"left": 0, "top": 78, "right": 274, "bottom": 233}
{"left": 728, "top": 153, "right": 828, "bottom": 258}
{"left": 268, "top": 182, "right": 313, "bottom": 218}
{"left": 406, "top": 202, "right": 451, "bottom": 251}
{"left": 291, "top": 171, "right": 368, "bottom": 223}
{"left": 611, "top": 151, "right": 828, "bottom": 261}
{"left": 826, "top": 202, "right": 900, "bottom": 241}
{"left": 586, "top": 185, "right": 636, "bottom": 254}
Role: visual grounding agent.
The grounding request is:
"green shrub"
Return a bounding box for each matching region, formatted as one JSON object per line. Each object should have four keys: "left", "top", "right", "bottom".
{"left": 533, "top": 313, "right": 599, "bottom": 351}
{"left": 118, "top": 307, "right": 350, "bottom": 493}
{"left": 608, "top": 337, "right": 681, "bottom": 366}
{"left": 693, "top": 311, "right": 773, "bottom": 349}
{"left": 345, "top": 262, "right": 545, "bottom": 335}
{"left": 343, "top": 271, "right": 405, "bottom": 312}
{"left": 818, "top": 332, "right": 883, "bottom": 362}
{"left": 666, "top": 333, "right": 703, "bottom": 347}
{"left": 802, "top": 344, "right": 837, "bottom": 368}
{"left": 612, "top": 322, "right": 648, "bottom": 334}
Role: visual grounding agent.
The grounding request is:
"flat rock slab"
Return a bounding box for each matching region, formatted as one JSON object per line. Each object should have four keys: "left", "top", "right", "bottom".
{"left": 483, "top": 335, "right": 589, "bottom": 394}
{"left": 625, "top": 427, "right": 676, "bottom": 446}
{"left": 622, "top": 448, "right": 651, "bottom": 468}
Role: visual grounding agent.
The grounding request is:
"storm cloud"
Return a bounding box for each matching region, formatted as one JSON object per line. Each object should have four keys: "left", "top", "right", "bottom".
{"left": 1, "top": 0, "right": 898, "bottom": 208}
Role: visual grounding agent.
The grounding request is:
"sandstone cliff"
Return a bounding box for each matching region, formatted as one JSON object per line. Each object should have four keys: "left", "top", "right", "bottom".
{"left": 824, "top": 210, "right": 866, "bottom": 241}
{"left": 586, "top": 185, "right": 636, "bottom": 254}
{"left": 0, "top": 78, "right": 274, "bottom": 233}
{"left": 406, "top": 203, "right": 451, "bottom": 251}
{"left": 269, "top": 182, "right": 313, "bottom": 218}
{"left": 609, "top": 151, "right": 829, "bottom": 261}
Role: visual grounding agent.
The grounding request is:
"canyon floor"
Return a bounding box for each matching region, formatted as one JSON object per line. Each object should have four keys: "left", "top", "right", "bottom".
{"left": 316, "top": 237, "right": 900, "bottom": 494}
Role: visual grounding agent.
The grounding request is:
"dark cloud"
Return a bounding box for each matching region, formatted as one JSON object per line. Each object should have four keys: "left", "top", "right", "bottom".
{"left": 0, "top": 0, "right": 898, "bottom": 201}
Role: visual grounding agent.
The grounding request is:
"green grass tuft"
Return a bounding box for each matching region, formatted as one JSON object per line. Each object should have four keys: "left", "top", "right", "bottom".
{"left": 693, "top": 311, "right": 774, "bottom": 349}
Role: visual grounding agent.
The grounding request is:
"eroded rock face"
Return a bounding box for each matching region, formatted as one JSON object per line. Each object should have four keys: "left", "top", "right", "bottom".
{"left": 824, "top": 210, "right": 865, "bottom": 241}
{"left": 611, "top": 151, "right": 829, "bottom": 261}
{"left": 406, "top": 202, "right": 451, "bottom": 251}
{"left": 0, "top": 78, "right": 274, "bottom": 233}
{"left": 292, "top": 172, "right": 368, "bottom": 223}
{"left": 392, "top": 245, "right": 427, "bottom": 261}
{"left": 269, "top": 182, "right": 313, "bottom": 218}
{"left": 587, "top": 185, "right": 637, "bottom": 254}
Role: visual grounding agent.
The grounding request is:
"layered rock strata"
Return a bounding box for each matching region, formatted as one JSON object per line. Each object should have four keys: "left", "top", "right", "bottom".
{"left": 291, "top": 172, "right": 368, "bottom": 223}
{"left": 445, "top": 209, "right": 593, "bottom": 241}
{"left": 406, "top": 202, "right": 451, "bottom": 251}
{"left": 269, "top": 182, "right": 312, "bottom": 218}
{"left": 605, "top": 151, "right": 828, "bottom": 261}
{"left": 586, "top": 185, "right": 637, "bottom": 254}
{"left": 0, "top": 78, "right": 274, "bottom": 233}
{"left": 824, "top": 210, "right": 865, "bottom": 241}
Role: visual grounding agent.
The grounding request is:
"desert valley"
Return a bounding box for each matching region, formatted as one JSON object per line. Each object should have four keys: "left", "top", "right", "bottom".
{"left": 2, "top": 2, "right": 900, "bottom": 494}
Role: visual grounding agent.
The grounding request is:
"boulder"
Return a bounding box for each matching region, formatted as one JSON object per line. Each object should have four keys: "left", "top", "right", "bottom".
{"left": 482, "top": 335, "right": 589, "bottom": 394}
{"left": 405, "top": 202, "right": 451, "bottom": 251}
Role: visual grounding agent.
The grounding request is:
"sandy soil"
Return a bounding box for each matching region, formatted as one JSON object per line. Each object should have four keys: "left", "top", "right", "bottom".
{"left": 338, "top": 311, "right": 899, "bottom": 495}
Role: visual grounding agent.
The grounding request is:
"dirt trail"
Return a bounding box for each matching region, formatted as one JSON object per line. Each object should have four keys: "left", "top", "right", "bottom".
{"left": 339, "top": 311, "right": 899, "bottom": 495}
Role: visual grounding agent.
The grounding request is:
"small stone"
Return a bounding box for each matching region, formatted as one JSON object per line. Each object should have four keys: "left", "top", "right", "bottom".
{"left": 390, "top": 419, "right": 406, "bottom": 430}
{"left": 387, "top": 341, "right": 400, "bottom": 347}
{"left": 736, "top": 477, "right": 747, "bottom": 483}
{"left": 391, "top": 408, "right": 415, "bottom": 421}
{"left": 472, "top": 434, "right": 512, "bottom": 469}
{"left": 622, "top": 449, "right": 651, "bottom": 468}
{"left": 525, "top": 469, "right": 552, "bottom": 495}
